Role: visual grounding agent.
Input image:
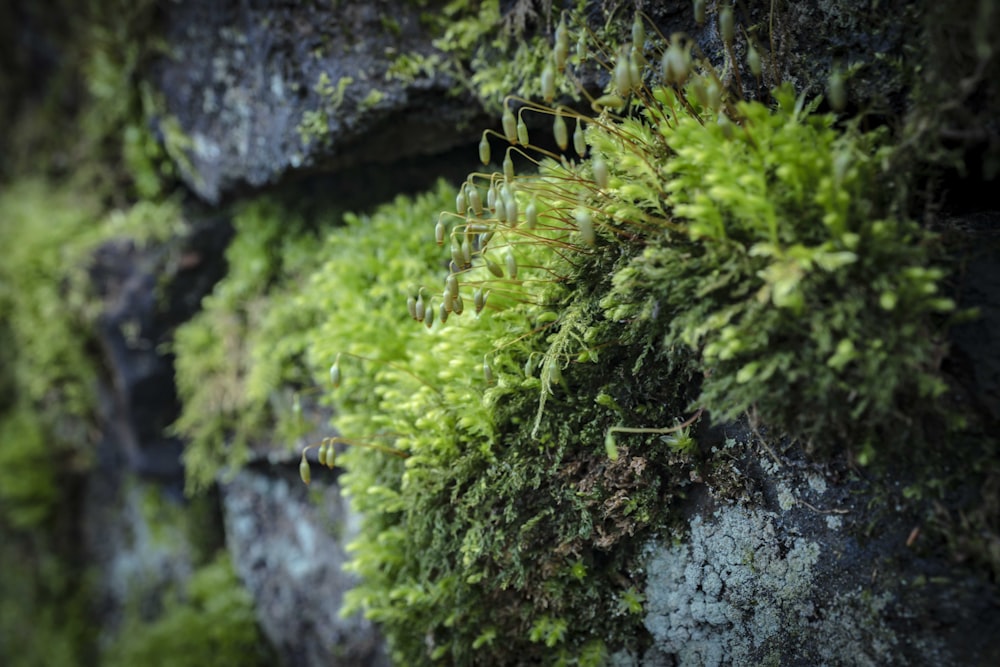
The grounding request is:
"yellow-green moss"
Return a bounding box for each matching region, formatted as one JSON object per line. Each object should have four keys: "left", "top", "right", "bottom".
{"left": 172, "top": 197, "right": 324, "bottom": 493}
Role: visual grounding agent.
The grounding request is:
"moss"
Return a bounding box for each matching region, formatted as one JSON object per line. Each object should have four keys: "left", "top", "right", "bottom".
{"left": 296, "top": 73, "right": 356, "bottom": 147}
{"left": 164, "top": 8, "right": 970, "bottom": 664}
{"left": 0, "top": 180, "right": 104, "bottom": 528}
{"left": 0, "top": 179, "right": 187, "bottom": 523}
{"left": 298, "top": 12, "right": 962, "bottom": 663}
{"left": 389, "top": 0, "right": 589, "bottom": 111}
{"left": 0, "top": 408, "right": 60, "bottom": 530}
{"left": 171, "top": 197, "right": 325, "bottom": 493}
{"left": 104, "top": 552, "right": 274, "bottom": 667}
{"left": 157, "top": 3, "right": 989, "bottom": 664}
{"left": 284, "top": 178, "right": 694, "bottom": 663}
{"left": 1, "top": 0, "right": 180, "bottom": 200}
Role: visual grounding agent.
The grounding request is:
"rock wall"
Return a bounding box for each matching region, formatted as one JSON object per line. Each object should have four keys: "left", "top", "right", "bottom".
{"left": 1, "top": 0, "right": 998, "bottom": 666}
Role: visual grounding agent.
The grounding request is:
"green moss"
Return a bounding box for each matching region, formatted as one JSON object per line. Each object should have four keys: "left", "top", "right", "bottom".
{"left": 596, "top": 86, "right": 953, "bottom": 461}
{"left": 360, "top": 88, "right": 387, "bottom": 111}
{"left": 0, "top": 180, "right": 103, "bottom": 528}
{"left": 160, "top": 5, "right": 977, "bottom": 664}
{"left": 104, "top": 553, "right": 274, "bottom": 667}
{"left": 0, "top": 408, "right": 60, "bottom": 530}
{"left": 289, "top": 178, "right": 690, "bottom": 663}
{"left": 296, "top": 14, "right": 959, "bottom": 663}
{"left": 0, "top": 178, "right": 187, "bottom": 524}
{"left": 389, "top": 0, "right": 588, "bottom": 111}
{"left": 172, "top": 197, "right": 324, "bottom": 493}
{"left": 296, "top": 73, "right": 355, "bottom": 147}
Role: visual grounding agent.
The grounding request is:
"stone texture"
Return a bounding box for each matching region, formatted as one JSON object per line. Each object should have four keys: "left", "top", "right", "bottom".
{"left": 641, "top": 442, "right": 1000, "bottom": 666}
{"left": 221, "top": 465, "right": 389, "bottom": 667}
{"left": 151, "top": 0, "right": 488, "bottom": 203}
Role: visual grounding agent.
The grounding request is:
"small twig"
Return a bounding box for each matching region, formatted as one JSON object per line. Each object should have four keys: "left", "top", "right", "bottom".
{"left": 799, "top": 499, "right": 849, "bottom": 515}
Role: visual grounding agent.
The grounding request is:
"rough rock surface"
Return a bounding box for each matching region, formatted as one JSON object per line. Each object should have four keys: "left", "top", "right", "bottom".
{"left": 151, "top": 0, "right": 920, "bottom": 204}
{"left": 641, "top": 449, "right": 1000, "bottom": 666}
{"left": 152, "top": 0, "right": 488, "bottom": 203}
{"left": 221, "top": 465, "right": 389, "bottom": 667}
{"left": 88, "top": 221, "right": 233, "bottom": 489}
{"left": 83, "top": 220, "right": 232, "bottom": 645}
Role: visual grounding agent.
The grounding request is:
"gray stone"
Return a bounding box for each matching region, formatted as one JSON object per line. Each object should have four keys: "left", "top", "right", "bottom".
{"left": 221, "top": 465, "right": 389, "bottom": 667}
{"left": 641, "top": 449, "right": 1000, "bottom": 666}
{"left": 152, "top": 0, "right": 487, "bottom": 203}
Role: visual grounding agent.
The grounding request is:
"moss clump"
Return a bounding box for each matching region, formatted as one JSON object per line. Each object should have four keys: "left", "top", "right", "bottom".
{"left": 597, "top": 86, "right": 954, "bottom": 461}
{"left": 104, "top": 553, "right": 274, "bottom": 667}
{"left": 299, "top": 11, "right": 958, "bottom": 663}
{"left": 290, "top": 179, "right": 693, "bottom": 663}
{"left": 172, "top": 197, "right": 324, "bottom": 493}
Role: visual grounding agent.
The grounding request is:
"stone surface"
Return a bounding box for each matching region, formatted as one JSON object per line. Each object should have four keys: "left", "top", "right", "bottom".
{"left": 221, "top": 465, "right": 389, "bottom": 667}
{"left": 89, "top": 220, "right": 233, "bottom": 488}
{"left": 151, "top": 0, "right": 488, "bottom": 203}
{"left": 83, "top": 220, "right": 233, "bottom": 650}
{"left": 640, "top": 443, "right": 1000, "bottom": 666}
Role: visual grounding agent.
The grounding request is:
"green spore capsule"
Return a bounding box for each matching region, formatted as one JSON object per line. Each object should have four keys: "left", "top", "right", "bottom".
{"left": 516, "top": 118, "right": 530, "bottom": 146}
{"left": 553, "top": 112, "right": 568, "bottom": 151}
{"left": 719, "top": 5, "right": 734, "bottom": 46}
{"left": 485, "top": 254, "right": 504, "bottom": 278}
{"left": 468, "top": 186, "right": 483, "bottom": 216}
{"left": 502, "top": 106, "right": 517, "bottom": 143}
{"left": 525, "top": 199, "right": 538, "bottom": 229}
{"left": 747, "top": 43, "right": 762, "bottom": 78}
{"left": 592, "top": 157, "right": 609, "bottom": 189}
{"left": 504, "top": 154, "right": 515, "bottom": 182}
{"left": 632, "top": 13, "right": 645, "bottom": 50}
{"left": 576, "top": 208, "right": 595, "bottom": 245}
{"left": 504, "top": 192, "right": 518, "bottom": 227}
{"left": 573, "top": 118, "right": 586, "bottom": 156}
{"left": 435, "top": 216, "right": 446, "bottom": 245}
{"left": 541, "top": 63, "right": 556, "bottom": 103}
{"left": 605, "top": 431, "right": 619, "bottom": 461}
{"left": 505, "top": 247, "right": 518, "bottom": 280}
{"left": 479, "top": 134, "right": 491, "bottom": 165}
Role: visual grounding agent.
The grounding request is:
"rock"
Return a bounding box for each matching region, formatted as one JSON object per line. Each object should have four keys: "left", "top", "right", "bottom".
{"left": 151, "top": 0, "right": 489, "bottom": 203}
{"left": 220, "top": 464, "right": 389, "bottom": 667}
{"left": 88, "top": 219, "right": 233, "bottom": 489}
{"left": 640, "top": 445, "right": 1000, "bottom": 666}
{"left": 83, "top": 219, "right": 233, "bottom": 649}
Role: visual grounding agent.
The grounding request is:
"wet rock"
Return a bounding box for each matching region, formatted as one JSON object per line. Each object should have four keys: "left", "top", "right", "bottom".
{"left": 221, "top": 464, "right": 389, "bottom": 667}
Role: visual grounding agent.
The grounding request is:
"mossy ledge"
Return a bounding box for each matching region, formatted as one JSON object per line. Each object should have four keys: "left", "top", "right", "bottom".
{"left": 1, "top": 0, "right": 997, "bottom": 664}
{"left": 173, "top": 6, "right": 995, "bottom": 660}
